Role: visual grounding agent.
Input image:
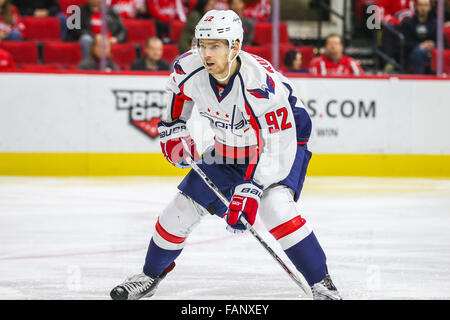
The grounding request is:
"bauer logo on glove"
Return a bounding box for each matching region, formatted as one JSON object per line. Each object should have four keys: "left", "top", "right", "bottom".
{"left": 158, "top": 119, "right": 200, "bottom": 169}
{"left": 224, "top": 182, "right": 263, "bottom": 234}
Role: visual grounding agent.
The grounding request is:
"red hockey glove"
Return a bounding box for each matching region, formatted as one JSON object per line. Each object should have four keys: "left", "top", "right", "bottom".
{"left": 224, "top": 182, "right": 263, "bottom": 234}
{"left": 158, "top": 119, "right": 199, "bottom": 169}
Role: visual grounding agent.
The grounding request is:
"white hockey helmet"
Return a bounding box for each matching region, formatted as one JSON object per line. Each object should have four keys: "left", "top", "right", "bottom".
{"left": 194, "top": 9, "right": 244, "bottom": 56}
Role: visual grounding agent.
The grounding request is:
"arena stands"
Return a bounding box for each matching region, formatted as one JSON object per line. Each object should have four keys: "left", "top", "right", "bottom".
{"left": 0, "top": 0, "right": 447, "bottom": 74}
{"left": 0, "top": 41, "right": 38, "bottom": 65}
{"left": 123, "top": 18, "right": 156, "bottom": 43}
{"left": 43, "top": 41, "right": 82, "bottom": 68}
{"left": 23, "top": 17, "right": 62, "bottom": 41}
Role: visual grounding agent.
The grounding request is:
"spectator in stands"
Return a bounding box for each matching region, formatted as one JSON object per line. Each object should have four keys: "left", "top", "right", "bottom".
{"left": 400, "top": 0, "right": 441, "bottom": 74}
{"left": 12, "top": 0, "right": 69, "bottom": 40}
{"left": 213, "top": 0, "right": 228, "bottom": 10}
{"left": 229, "top": 0, "right": 254, "bottom": 46}
{"left": 111, "top": 0, "right": 147, "bottom": 19}
{"left": 284, "top": 49, "right": 308, "bottom": 73}
{"left": 430, "top": 0, "right": 450, "bottom": 25}
{"left": 78, "top": 34, "right": 119, "bottom": 71}
{"left": 146, "top": 0, "right": 189, "bottom": 43}
{"left": 68, "top": 0, "right": 127, "bottom": 59}
{"left": 309, "top": 34, "right": 364, "bottom": 76}
{"left": 445, "top": 0, "right": 450, "bottom": 26}
{"left": 131, "top": 36, "right": 170, "bottom": 71}
{"left": 0, "top": 47, "right": 15, "bottom": 70}
{"left": 376, "top": 0, "right": 416, "bottom": 71}
{"left": 13, "top": 0, "right": 60, "bottom": 17}
{"left": 178, "top": 0, "right": 216, "bottom": 53}
{"left": 243, "top": 0, "right": 271, "bottom": 21}
{"left": 377, "top": 0, "right": 416, "bottom": 26}
{"left": 0, "top": 0, "right": 25, "bottom": 41}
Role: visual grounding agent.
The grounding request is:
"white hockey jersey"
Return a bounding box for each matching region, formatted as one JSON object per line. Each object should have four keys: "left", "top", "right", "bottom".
{"left": 162, "top": 50, "right": 311, "bottom": 189}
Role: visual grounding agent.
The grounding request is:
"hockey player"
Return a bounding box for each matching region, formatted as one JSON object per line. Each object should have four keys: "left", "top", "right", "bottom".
{"left": 110, "top": 9, "right": 342, "bottom": 300}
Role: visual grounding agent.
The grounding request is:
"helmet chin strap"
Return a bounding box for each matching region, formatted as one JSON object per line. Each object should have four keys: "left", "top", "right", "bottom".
{"left": 214, "top": 49, "right": 237, "bottom": 83}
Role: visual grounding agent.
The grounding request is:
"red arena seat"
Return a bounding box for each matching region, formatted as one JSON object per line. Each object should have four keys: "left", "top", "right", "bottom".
{"left": 123, "top": 19, "right": 156, "bottom": 43}
{"left": 243, "top": 45, "right": 272, "bottom": 62}
{"left": 432, "top": 49, "right": 450, "bottom": 74}
{"left": 445, "top": 27, "right": 450, "bottom": 48}
{"left": 65, "top": 64, "right": 79, "bottom": 70}
{"left": 170, "top": 20, "right": 185, "bottom": 43}
{"left": 162, "top": 44, "right": 179, "bottom": 65}
{"left": 296, "top": 46, "right": 315, "bottom": 68}
{"left": 20, "top": 64, "right": 60, "bottom": 72}
{"left": 253, "top": 22, "right": 290, "bottom": 46}
{"left": 43, "top": 42, "right": 83, "bottom": 67}
{"left": 58, "top": 0, "right": 88, "bottom": 15}
{"left": 0, "top": 41, "right": 38, "bottom": 65}
{"left": 111, "top": 43, "right": 137, "bottom": 69}
{"left": 23, "top": 17, "right": 62, "bottom": 41}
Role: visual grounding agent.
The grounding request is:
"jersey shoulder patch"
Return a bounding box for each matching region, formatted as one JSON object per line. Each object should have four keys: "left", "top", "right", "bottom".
{"left": 172, "top": 50, "right": 204, "bottom": 78}
{"left": 169, "top": 50, "right": 205, "bottom": 96}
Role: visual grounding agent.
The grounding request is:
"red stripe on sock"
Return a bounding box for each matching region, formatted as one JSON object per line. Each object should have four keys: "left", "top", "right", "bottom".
{"left": 269, "top": 216, "right": 306, "bottom": 240}
{"left": 155, "top": 218, "right": 185, "bottom": 244}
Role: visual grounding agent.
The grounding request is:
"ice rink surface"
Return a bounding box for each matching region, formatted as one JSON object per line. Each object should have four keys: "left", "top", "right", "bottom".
{"left": 0, "top": 176, "right": 449, "bottom": 300}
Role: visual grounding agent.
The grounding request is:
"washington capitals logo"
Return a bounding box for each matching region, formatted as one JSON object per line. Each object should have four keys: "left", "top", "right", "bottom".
{"left": 247, "top": 74, "right": 275, "bottom": 99}
{"left": 174, "top": 61, "right": 186, "bottom": 75}
{"left": 173, "top": 52, "right": 192, "bottom": 75}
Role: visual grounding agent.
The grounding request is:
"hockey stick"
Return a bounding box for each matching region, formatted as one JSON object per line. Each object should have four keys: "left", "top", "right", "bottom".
{"left": 180, "top": 139, "right": 312, "bottom": 297}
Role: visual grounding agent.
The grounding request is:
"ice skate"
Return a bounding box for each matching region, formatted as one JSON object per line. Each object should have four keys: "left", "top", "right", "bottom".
{"left": 311, "top": 274, "right": 342, "bottom": 300}
{"left": 110, "top": 262, "right": 175, "bottom": 300}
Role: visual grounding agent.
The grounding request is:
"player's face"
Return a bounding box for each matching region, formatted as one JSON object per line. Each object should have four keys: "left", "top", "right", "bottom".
{"left": 198, "top": 39, "right": 231, "bottom": 75}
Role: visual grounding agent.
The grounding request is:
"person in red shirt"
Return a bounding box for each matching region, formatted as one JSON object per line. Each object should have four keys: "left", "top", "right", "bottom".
{"left": 67, "top": 0, "right": 127, "bottom": 59}
{"left": 146, "top": 0, "right": 188, "bottom": 42}
{"left": 0, "top": 0, "right": 25, "bottom": 41}
{"left": 111, "top": 0, "right": 147, "bottom": 19}
{"left": 243, "top": 0, "right": 271, "bottom": 21}
{"left": 376, "top": 0, "right": 416, "bottom": 70}
{"left": 377, "top": 0, "right": 416, "bottom": 26}
{"left": 0, "top": 47, "right": 15, "bottom": 70}
{"left": 309, "top": 34, "right": 364, "bottom": 76}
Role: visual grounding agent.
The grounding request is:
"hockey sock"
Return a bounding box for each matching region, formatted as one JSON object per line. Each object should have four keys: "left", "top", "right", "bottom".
{"left": 143, "top": 238, "right": 182, "bottom": 278}
{"left": 284, "top": 232, "right": 327, "bottom": 286}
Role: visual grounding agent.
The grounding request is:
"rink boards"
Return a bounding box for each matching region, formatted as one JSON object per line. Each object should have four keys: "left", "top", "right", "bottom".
{"left": 0, "top": 72, "right": 449, "bottom": 177}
